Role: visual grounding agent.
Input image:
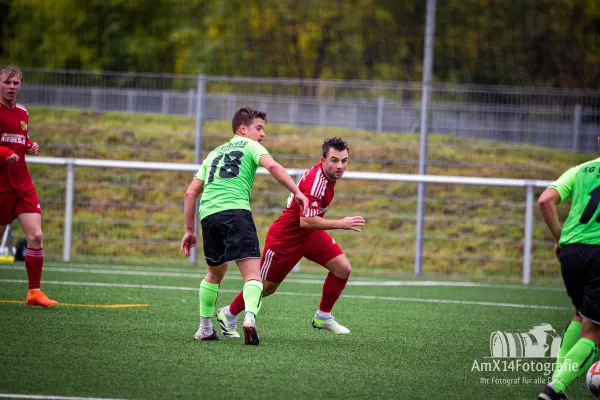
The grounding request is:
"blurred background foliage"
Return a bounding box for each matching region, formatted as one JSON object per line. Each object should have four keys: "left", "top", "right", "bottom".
{"left": 1, "top": 0, "right": 598, "bottom": 88}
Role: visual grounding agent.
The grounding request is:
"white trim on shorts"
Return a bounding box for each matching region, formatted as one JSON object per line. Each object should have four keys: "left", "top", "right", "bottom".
{"left": 204, "top": 255, "right": 260, "bottom": 266}
{"left": 260, "top": 249, "right": 275, "bottom": 280}
{"left": 578, "top": 310, "right": 600, "bottom": 325}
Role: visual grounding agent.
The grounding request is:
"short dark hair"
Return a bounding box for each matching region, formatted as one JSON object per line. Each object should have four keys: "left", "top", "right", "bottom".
{"left": 322, "top": 137, "right": 349, "bottom": 158}
{"left": 231, "top": 107, "right": 267, "bottom": 134}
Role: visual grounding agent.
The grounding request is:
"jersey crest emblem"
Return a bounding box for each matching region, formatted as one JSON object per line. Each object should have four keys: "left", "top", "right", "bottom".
{"left": 20, "top": 121, "right": 27, "bottom": 131}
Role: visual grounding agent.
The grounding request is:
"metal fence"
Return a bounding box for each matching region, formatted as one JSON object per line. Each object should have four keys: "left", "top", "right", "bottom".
{"left": 8, "top": 156, "right": 560, "bottom": 285}
{"left": 19, "top": 68, "right": 600, "bottom": 153}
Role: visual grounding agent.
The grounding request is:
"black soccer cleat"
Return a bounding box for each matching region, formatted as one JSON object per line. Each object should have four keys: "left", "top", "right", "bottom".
{"left": 243, "top": 325, "right": 260, "bottom": 346}
{"left": 242, "top": 314, "right": 260, "bottom": 346}
{"left": 538, "top": 384, "right": 568, "bottom": 400}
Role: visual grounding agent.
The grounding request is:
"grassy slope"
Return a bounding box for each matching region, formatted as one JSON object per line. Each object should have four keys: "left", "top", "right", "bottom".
{"left": 17, "top": 107, "right": 593, "bottom": 281}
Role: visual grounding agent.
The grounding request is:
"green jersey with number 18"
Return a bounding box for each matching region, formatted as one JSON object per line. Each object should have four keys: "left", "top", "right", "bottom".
{"left": 196, "top": 136, "right": 270, "bottom": 220}
{"left": 550, "top": 157, "right": 600, "bottom": 246}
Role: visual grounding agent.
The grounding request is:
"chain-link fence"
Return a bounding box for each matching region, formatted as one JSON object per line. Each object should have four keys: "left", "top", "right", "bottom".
{"left": 19, "top": 68, "right": 600, "bottom": 154}
{"left": 5, "top": 68, "right": 592, "bottom": 283}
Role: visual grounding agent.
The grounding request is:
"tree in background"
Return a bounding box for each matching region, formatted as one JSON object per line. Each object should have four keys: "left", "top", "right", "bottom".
{"left": 4, "top": 0, "right": 197, "bottom": 73}
{"left": 1, "top": 0, "right": 599, "bottom": 88}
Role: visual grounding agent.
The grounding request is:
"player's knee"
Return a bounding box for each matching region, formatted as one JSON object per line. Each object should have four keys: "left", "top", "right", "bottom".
{"left": 341, "top": 265, "right": 352, "bottom": 279}
{"left": 584, "top": 328, "right": 600, "bottom": 346}
{"left": 262, "top": 282, "right": 278, "bottom": 297}
{"left": 26, "top": 230, "right": 43, "bottom": 246}
{"left": 334, "top": 261, "right": 352, "bottom": 279}
{"left": 204, "top": 264, "right": 227, "bottom": 283}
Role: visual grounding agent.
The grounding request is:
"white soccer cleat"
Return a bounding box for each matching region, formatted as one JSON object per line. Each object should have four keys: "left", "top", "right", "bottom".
{"left": 215, "top": 307, "right": 240, "bottom": 338}
{"left": 194, "top": 327, "right": 220, "bottom": 341}
{"left": 312, "top": 317, "right": 350, "bottom": 335}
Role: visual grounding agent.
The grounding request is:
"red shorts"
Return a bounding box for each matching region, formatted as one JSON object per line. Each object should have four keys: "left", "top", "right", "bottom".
{"left": 0, "top": 189, "right": 41, "bottom": 225}
{"left": 259, "top": 230, "right": 343, "bottom": 283}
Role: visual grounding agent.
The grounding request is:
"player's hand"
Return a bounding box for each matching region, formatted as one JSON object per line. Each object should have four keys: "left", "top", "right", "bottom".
{"left": 5, "top": 153, "right": 19, "bottom": 163}
{"left": 26, "top": 142, "right": 39, "bottom": 155}
{"left": 554, "top": 242, "right": 561, "bottom": 261}
{"left": 340, "top": 216, "right": 366, "bottom": 232}
{"left": 295, "top": 192, "right": 309, "bottom": 215}
{"left": 181, "top": 232, "right": 197, "bottom": 257}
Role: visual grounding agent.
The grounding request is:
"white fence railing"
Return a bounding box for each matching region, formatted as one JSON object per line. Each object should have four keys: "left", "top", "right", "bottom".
{"left": 25, "top": 156, "right": 554, "bottom": 284}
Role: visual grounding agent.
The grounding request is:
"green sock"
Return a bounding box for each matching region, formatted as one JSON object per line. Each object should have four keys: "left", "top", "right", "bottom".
{"left": 552, "top": 338, "right": 598, "bottom": 393}
{"left": 553, "top": 320, "right": 582, "bottom": 377}
{"left": 199, "top": 280, "right": 220, "bottom": 318}
{"left": 242, "top": 280, "right": 263, "bottom": 317}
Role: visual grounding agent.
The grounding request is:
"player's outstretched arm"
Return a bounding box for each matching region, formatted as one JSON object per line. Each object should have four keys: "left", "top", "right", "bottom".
{"left": 300, "top": 216, "right": 366, "bottom": 232}
{"left": 181, "top": 178, "right": 204, "bottom": 257}
{"left": 259, "top": 156, "right": 308, "bottom": 213}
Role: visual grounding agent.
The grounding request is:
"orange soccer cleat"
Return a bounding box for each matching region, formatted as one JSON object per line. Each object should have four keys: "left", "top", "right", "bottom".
{"left": 25, "top": 289, "right": 58, "bottom": 308}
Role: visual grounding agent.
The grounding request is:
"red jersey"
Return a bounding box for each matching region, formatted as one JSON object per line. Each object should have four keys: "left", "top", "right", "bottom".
{"left": 0, "top": 103, "right": 34, "bottom": 193}
{"left": 268, "top": 163, "right": 337, "bottom": 246}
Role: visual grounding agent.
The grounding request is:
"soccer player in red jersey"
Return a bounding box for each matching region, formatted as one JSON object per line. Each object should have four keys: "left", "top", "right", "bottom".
{"left": 216, "top": 137, "right": 365, "bottom": 336}
{"left": 0, "top": 65, "right": 57, "bottom": 308}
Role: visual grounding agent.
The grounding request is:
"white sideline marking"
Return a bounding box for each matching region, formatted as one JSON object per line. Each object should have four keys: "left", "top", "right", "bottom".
{"left": 0, "top": 266, "right": 209, "bottom": 278}
{"left": 0, "top": 265, "right": 563, "bottom": 291}
{"left": 0, "top": 394, "right": 131, "bottom": 400}
{"left": 43, "top": 262, "right": 351, "bottom": 280}
{"left": 0, "top": 279, "right": 570, "bottom": 310}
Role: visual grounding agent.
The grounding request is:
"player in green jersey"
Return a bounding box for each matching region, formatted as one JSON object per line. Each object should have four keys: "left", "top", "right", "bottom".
{"left": 537, "top": 141, "right": 600, "bottom": 400}
{"left": 181, "top": 106, "right": 308, "bottom": 345}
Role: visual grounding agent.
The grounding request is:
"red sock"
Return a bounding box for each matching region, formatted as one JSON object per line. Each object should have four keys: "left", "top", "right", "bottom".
{"left": 229, "top": 291, "right": 245, "bottom": 315}
{"left": 25, "top": 247, "right": 44, "bottom": 290}
{"left": 319, "top": 273, "right": 348, "bottom": 313}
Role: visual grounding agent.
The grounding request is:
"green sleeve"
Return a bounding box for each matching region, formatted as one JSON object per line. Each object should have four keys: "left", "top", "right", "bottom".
{"left": 549, "top": 166, "right": 578, "bottom": 203}
{"left": 248, "top": 141, "right": 271, "bottom": 165}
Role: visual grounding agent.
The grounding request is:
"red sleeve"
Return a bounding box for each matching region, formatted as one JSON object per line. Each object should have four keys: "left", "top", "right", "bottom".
{"left": 0, "top": 145, "right": 14, "bottom": 160}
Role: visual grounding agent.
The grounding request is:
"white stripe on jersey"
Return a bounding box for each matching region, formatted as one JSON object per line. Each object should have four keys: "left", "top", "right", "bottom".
{"left": 260, "top": 249, "right": 275, "bottom": 280}
{"left": 310, "top": 168, "right": 328, "bottom": 199}
{"left": 16, "top": 104, "right": 28, "bottom": 115}
{"left": 310, "top": 169, "right": 322, "bottom": 197}
{"left": 317, "top": 174, "right": 327, "bottom": 198}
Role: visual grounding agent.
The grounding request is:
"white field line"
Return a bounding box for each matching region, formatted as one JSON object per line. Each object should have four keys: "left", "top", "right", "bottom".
{"left": 0, "top": 265, "right": 563, "bottom": 291}
{"left": 42, "top": 262, "right": 341, "bottom": 280}
{"left": 0, "top": 279, "right": 570, "bottom": 311}
{"left": 0, "top": 394, "right": 131, "bottom": 400}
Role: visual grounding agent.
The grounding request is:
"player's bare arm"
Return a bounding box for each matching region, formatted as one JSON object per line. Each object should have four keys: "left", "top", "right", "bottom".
{"left": 538, "top": 187, "right": 562, "bottom": 260}
{"left": 300, "top": 215, "right": 365, "bottom": 232}
{"left": 181, "top": 178, "right": 204, "bottom": 257}
{"left": 259, "top": 155, "right": 309, "bottom": 213}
